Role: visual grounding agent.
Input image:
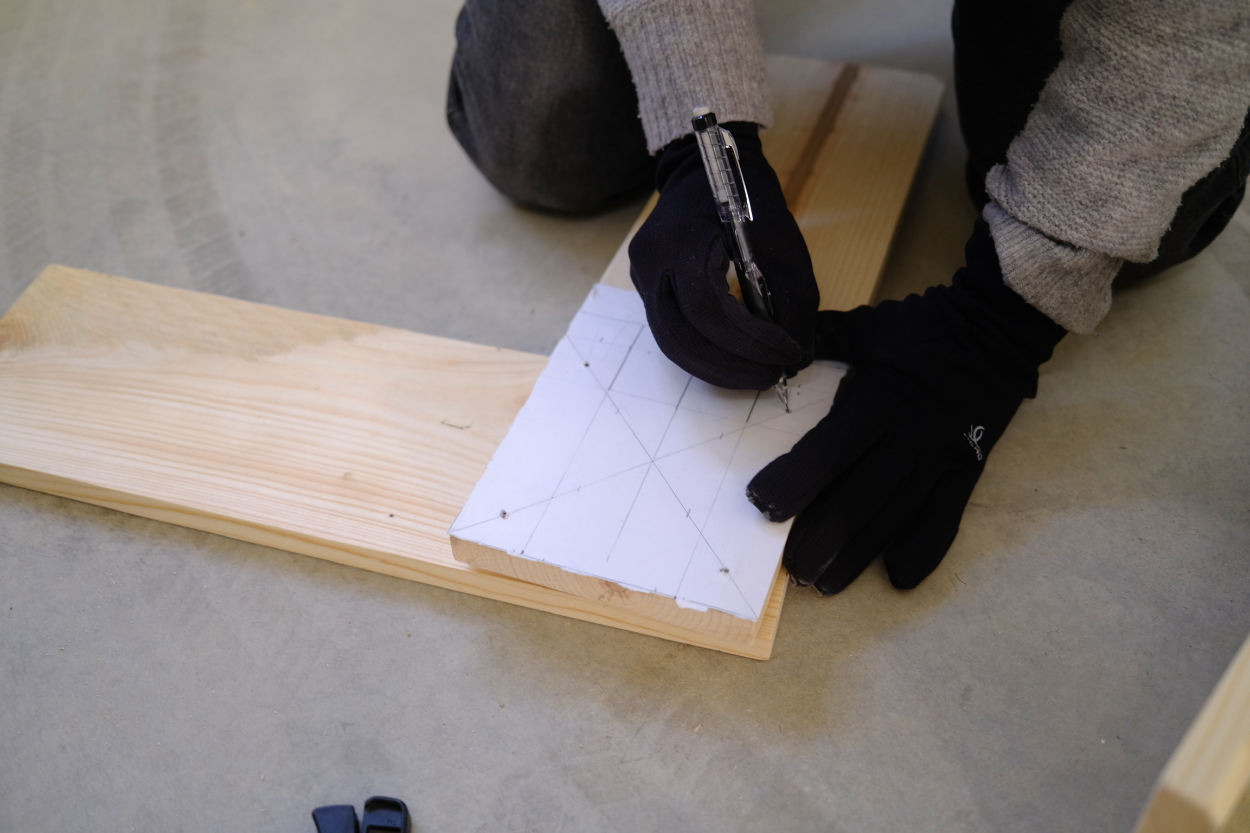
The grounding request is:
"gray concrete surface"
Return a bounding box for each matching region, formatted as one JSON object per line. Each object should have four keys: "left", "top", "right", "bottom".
{"left": 2, "top": 1, "right": 1248, "bottom": 831}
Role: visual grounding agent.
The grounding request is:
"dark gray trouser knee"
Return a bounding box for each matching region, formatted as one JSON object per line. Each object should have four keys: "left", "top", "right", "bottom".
{"left": 446, "top": 0, "right": 653, "bottom": 213}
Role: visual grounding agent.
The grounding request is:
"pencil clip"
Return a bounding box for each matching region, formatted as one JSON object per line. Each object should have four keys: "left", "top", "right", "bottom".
{"left": 720, "top": 127, "right": 753, "bottom": 222}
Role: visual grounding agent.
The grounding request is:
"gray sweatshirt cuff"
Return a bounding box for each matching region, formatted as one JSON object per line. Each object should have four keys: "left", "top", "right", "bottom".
{"left": 984, "top": 201, "right": 1120, "bottom": 335}
{"left": 984, "top": 0, "right": 1250, "bottom": 263}
{"left": 597, "top": 0, "right": 772, "bottom": 152}
{"left": 981, "top": 0, "right": 1250, "bottom": 333}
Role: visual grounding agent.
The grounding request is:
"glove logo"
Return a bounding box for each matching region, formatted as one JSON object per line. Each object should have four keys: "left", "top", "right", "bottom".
{"left": 964, "top": 425, "right": 985, "bottom": 461}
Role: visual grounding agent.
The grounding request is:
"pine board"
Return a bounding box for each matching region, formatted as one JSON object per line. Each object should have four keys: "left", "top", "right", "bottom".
{"left": 0, "top": 57, "right": 942, "bottom": 659}
{"left": 0, "top": 265, "right": 788, "bottom": 658}
{"left": 1133, "top": 632, "right": 1250, "bottom": 833}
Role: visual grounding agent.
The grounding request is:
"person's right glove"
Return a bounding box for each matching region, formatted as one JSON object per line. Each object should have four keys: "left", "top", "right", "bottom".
{"left": 746, "top": 219, "right": 1067, "bottom": 593}
{"left": 628, "top": 122, "right": 819, "bottom": 390}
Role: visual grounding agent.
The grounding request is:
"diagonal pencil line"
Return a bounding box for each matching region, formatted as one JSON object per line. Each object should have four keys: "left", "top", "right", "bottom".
{"left": 648, "top": 459, "right": 700, "bottom": 533}
{"left": 694, "top": 425, "right": 759, "bottom": 618}
{"left": 606, "top": 390, "right": 672, "bottom": 461}
{"left": 577, "top": 308, "right": 648, "bottom": 328}
{"left": 518, "top": 390, "right": 610, "bottom": 555}
{"left": 650, "top": 386, "right": 796, "bottom": 462}
{"left": 612, "top": 387, "right": 748, "bottom": 419}
{"left": 449, "top": 460, "right": 654, "bottom": 535}
{"left": 673, "top": 373, "right": 694, "bottom": 410}
{"left": 545, "top": 461, "right": 652, "bottom": 506}
{"left": 517, "top": 493, "right": 555, "bottom": 558}
{"left": 549, "top": 391, "right": 610, "bottom": 497}
{"left": 588, "top": 326, "right": 671, "bottom": 464}
{"left": 563, "top": 328, "right": 664, "bottom": 453}
{"left": 560, "top": 333, "right": 605, "bottom": 392}
{"left": 721, "top": 569, "right": 760, "bottom": 620}
{"left": 720, "top": 561, "right": 760, "bottom": 620}
{"left": 671, "top": 531, "right": 704, "bottom": 601}
{"left": 605, "top": 462, "right": 653, "bottom": 564}
{"left": 743, "top": 389, "right": 762, "bottom": 426}
{"left": 652, "top": 425, "right": 747, "bottom": 463}
{"left": 652, "top": 375, "right": 693, "bottom": 458}
{"left": 605, "top": 325, "right": 645, "bottom": 391}
{"left": 652, "top": 427, "right": 759, "bottom": 620}
{"left": 598, "top": 326, "right": 669, "bottom": 462}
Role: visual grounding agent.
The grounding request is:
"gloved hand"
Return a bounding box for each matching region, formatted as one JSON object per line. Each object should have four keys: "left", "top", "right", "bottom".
{"left": 747, "top": 219, "right": 1066, "bottom": 593}
{"left": 628, "top": 123, "right": 820, "bottom": 389}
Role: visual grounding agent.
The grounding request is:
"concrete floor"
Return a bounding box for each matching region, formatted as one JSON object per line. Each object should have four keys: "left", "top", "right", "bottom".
{"left": 2, "top": 1, "right": 1248, "bottom": 830}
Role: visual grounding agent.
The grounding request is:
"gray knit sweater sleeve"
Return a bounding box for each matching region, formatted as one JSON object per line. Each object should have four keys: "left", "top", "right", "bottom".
{"left": 596, "top": 0, "right": 772, "bottom": 152}
{"left": 984, "top": 0, "right": 1250, "bottom": 333}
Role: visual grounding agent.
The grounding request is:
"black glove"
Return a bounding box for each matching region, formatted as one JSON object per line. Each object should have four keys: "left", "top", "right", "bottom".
{"left": 747, "top": 219, "right": 1066, "bottom": 593}
{"left": 628, "top": 123, "right": 820, "bottom": 389}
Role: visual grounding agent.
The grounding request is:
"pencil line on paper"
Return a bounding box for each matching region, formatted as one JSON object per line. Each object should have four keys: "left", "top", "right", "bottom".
{"left": 652, "top": 375, "right": 693, "bottom": 459}
{"left": 744, "top": 389, "right": 762, "bottom": 425}
{"left": 651, "top": 424, "right": 758, "bottom": 619}
{"left": 575, "top": 310, "right": 646, "bottom": 328}
{"left": 605, "top": 325, "right": 645, "bottom": 391}
{"left": 605, "top": 462, "right": 653, "bottom": 564}
{"left": 652, "top": 426, "right": 747, "bottom": 462}
{"left": 449, "top": 460, "right": 654, "bottom": 535}
{"left": 671, "top": 531, "right": 704, "bottom": 601}
{"left": 694, "top": 426, "right": 759, "bottom": 618}
{"left": 517, "top": 387, "right": 610, "bottom": 556}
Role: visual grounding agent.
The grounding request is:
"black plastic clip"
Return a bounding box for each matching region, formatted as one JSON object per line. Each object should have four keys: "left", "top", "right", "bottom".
{"left": 362, "top": 796, "right": 409, "bottom": 833}
{"left": 312, "top": 804, "right": 359, "bottom": 833}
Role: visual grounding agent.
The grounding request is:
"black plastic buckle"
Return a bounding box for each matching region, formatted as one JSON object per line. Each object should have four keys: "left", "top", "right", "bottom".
{"left": 362, "top": 796, "right": 409, "bottom": 833}
{"left": 311, "top": 804, "right": 359, "bottom": 833}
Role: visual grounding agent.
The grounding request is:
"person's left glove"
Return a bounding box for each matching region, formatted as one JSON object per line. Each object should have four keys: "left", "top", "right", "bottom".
{"left": 747, "top": 219, "right": 1066, "bottom": 593}
{"left": 628, "top": 123, "right": 820, "bottom": 389}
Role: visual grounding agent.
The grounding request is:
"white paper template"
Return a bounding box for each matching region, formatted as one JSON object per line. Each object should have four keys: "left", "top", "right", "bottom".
{"left": 450, "top": 285, "right": 844, "bottom": 621}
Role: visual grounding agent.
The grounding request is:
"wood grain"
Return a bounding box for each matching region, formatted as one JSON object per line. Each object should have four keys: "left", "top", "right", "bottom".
{"left": 0, "top": 265, "right": 785, "bottom": 659}
{"left": 0, "top": 56, "right": 942, "bottom": 658}
{"left": 791, "top": 65, "right": 944, "bottom": 311}
{"left": 1133, "top": 633, "right": 1250, "bottom": 833}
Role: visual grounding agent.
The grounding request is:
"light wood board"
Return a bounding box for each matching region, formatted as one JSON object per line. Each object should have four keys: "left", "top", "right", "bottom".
{"left": 0, "top": 57, "right": 941, "bottom": 659}
{"left": 1133, "top": 632, "right": 1250, "bottom": 833}
{"left": 0, "top": 265, "right": 785, "bottom": 658}
{"left": 459, "top": 59, "right": 944, "bottom": 637}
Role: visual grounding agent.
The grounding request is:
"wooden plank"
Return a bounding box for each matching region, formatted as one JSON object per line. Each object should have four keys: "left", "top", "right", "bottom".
{"left": 471, "top": 59, "right": 943, "bottom": 635}
{"left": 1133, "top": 633, "right": 1250, "bottom": 833}
{"left": 0, "top": 57, "right": 942, "bottom": 659}
{"left": 0, "top": 265, "right": 783, "bottom": 659}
